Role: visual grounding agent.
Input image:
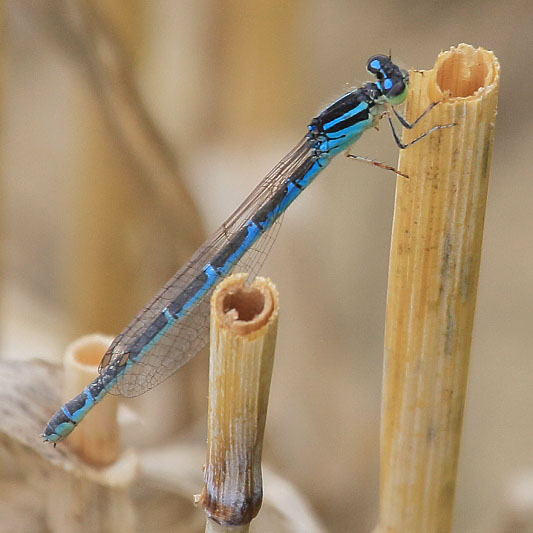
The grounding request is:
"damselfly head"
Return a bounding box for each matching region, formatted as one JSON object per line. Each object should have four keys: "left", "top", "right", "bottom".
{"left": 367, "top": 54, "right": 409, "bottom": 106}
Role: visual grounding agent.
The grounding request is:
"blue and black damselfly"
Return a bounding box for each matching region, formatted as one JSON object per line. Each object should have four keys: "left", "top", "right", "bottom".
{"left": 43, "top": 54, "right": 452, "bottom": 444}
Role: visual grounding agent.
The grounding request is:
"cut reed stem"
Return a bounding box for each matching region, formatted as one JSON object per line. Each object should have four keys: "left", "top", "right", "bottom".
{"left": 377, "top": 44, "right": 500, "bottom": 533}
{"left": 63, "top": 334, "right": 119, "bottom": 467}
{"left": 200, "top": 274, "right": 280, "bottom": 532}
{"left": 46, "top": 335, "right": 137, "bottom": 532}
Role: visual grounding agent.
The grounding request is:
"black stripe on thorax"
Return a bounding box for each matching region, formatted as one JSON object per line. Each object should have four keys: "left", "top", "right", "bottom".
{"left": 323, "top": 105, "right": 371, "bottom": 134}
{"left": 309, "top": 82, "right": 379, "bottom": 135}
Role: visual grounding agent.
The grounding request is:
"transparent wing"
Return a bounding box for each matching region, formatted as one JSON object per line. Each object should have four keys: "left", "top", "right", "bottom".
{"left": 100, "top": 136, "right": 312, "bottom": 397}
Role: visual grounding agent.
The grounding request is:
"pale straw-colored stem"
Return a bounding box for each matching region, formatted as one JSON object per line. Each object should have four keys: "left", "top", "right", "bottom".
{"left": 63, "top": 334, "right": 119, "bottom": 467}
{"left": 376, "top": 44, "right": 500, "bottom": 533}
{"left": 46, "top": 334, "right": 137, "bottom": 532}
{"left": 200, "top": 274, "right": 280, "bottom": 532}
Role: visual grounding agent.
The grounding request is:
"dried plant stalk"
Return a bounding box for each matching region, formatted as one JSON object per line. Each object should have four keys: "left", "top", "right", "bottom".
{"left": 45, "top": 336, "right": 138, "bottom": 532}
{"left": 63, "top": 334, "right": 119, "bottom": 467}
{"left": 377, "top": 44, "right": 500, "bottom": 533}
{"left": 200, "top": 274, "right": 280, "bottom": 532}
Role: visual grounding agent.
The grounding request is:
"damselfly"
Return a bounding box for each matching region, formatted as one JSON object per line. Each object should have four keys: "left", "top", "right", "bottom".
{"left": 43, "top": 54, "right": 452, "bottom": 444}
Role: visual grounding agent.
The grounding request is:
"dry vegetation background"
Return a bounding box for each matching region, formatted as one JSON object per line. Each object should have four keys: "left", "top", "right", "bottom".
{"left": 1, "top": 1, "right": 532, "bottom": 532}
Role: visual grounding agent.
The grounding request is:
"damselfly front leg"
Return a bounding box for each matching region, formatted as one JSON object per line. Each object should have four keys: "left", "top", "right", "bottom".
{"left": 345, "top": 100, "right": 455, "bottom": 178}
{"left": 387, "top": 101, "right": 456, "bottom": 149}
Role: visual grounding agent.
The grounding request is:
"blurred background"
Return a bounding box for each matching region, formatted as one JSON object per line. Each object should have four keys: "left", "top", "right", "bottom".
{"left": 2, "top": 1, "right": 532, "bottom": 532}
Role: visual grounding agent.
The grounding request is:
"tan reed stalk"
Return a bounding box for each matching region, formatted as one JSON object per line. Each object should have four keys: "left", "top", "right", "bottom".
{"left": 62, "top": 334, "right": 119, "bottom": 467}
{"left": 376, "top": 44, "right": 500, "bottom": 533}
{"left": 46, "top": 334, "right": 137, "bottom": 532}
{"left": 200, "top": 274, "right": 280, "bottom": 532}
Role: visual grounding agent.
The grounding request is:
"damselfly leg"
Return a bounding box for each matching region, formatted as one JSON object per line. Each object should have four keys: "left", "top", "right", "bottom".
{"left": 345, "top": 153, "right": 409, "bottom": 179}
{"left": 345, "top": 100, "right": 455, "bottom": 178}
{"left": 387, "top": 101, "right": 456, "bottom": 150}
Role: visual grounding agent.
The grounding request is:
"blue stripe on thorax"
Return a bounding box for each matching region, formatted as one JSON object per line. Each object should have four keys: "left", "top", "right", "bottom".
{"left": 317, "top": 115, "right": 375, "bottom": 158}
{"left": 322, "top": 101, "right": 368, "bottom": 132}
